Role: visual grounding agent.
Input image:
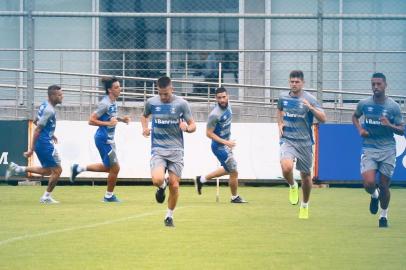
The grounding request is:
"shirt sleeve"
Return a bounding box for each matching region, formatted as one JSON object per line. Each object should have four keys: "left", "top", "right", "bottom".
{"left": 207, "top": 112, "right": 218, "bottom": 129}
{"left": 393, "top": 103, "right": 404, "bottom": 126}
{"left": 277, "top": 96, "right": 283, "bottom": 110}
{"left": 37, "top": 107, "right": 53, "bottom": 128}
{"left": 309, "top": 96, "right": 324, "bottom": 112}
{"left": 180, "top": 100, "right": 193, "bottom": 122}
{"left": 143, "top": 100, "right": 152, "bottom": 117}
{"left": 354, "top": 100, "right": 364, "bottom": 118}
{"left": 94, "top": 101, "right": 109, "bottom": 118}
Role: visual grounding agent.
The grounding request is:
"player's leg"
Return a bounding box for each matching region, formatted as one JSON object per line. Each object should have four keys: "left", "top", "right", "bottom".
{"left": 376, "top": 150, "right": 395, "bottom": 228}
{"left": 165, "top": 171, "right": 180, "bottom": 227}
{"left": 151, "top": 152, "right": 168, "bottom": 204}
{"left": 296, "top": 145, "right": 313, "bottom": 219}
{"left": 38, "top": 147, "right": 62, "bottom": 204}
{"left": 280, "top": 142, "right": 299, "bottom": 205}
{"left": 361, "top": 151, "right": 380, "bottom": 215}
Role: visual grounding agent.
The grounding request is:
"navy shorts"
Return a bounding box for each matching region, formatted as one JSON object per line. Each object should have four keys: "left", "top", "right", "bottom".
{"left": 211, "top": 144, "right": 237, "bottom": 173}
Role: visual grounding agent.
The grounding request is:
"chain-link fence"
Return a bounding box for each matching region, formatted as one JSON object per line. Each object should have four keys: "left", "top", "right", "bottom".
{"left": 0, "top": 0, "right": 406, "bottom": 122}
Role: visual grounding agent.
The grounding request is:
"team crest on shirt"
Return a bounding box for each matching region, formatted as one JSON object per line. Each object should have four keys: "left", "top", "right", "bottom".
{"left": 170, "top": 106, "right": 176, "bottom": 114}
{"left": 382, "top": 109, "right": 388, "bottom": 117}
{"left": 283, "top": 101, "right": 288, "bottom": 106}
{"left": 299, "top": 102, "right": 304, "bottom": 109}
{"left": 367, "top": 107, "right": 373, "bottom": 112}
{"left": 155, "top": 106, "right": 161, "bottom": 112}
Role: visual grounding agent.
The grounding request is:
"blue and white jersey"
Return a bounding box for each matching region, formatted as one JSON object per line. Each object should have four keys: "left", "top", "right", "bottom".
{"left": 354, "top": 96, "right": 404, "bottom": 151}
{"left": 36, "top": 101, "right": 56, "bottom": 144}
{"left": 143, "top": 95, "right": 192, "bottom": 152}
{"left": 94, "top": 95, "right": 118, "bottom": 144}
{"left": 207, "top": 103, "right": 232, "bottom": 148}
{"left": 277, "top": 91, "right": 323, "bottom": 146}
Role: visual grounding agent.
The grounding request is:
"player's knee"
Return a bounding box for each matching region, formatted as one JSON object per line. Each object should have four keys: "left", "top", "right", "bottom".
{"left": 110, "top": 163, "right": 120, "bottom": 174}
{"left": 53, "top": 166, "right": 62, "bottom": 176}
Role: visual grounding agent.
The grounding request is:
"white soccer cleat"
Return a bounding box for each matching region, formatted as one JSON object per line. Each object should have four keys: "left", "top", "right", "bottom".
{"left": 40, "top": 196, "right": 60, "bottom": 204}
{"left": 5, "top": 162, "right": 18, "bottom": 180}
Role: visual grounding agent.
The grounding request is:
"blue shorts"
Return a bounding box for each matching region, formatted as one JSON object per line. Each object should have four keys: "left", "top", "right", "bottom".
{"left": 211, "top": 144, "right": 237, "bottom": 173}
{"left": 95, "top": 138, "right": 118, "bottom": 168}
{"left": 35, "top": 141, "right": 61, "bottom": 168}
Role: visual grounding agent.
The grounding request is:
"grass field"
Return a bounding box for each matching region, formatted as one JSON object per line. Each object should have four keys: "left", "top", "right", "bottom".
{"left": 0, "top": 185, "right": 405, "bottom": 270}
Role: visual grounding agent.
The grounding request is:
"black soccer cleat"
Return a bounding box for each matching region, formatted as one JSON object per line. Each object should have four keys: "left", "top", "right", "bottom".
{"left": 70, "top": 164, "right": 79, "bottom": 183}
{"left": 230, "top": 195, "right": 248, "bottom": 203}
{"left": 164, "top": 217, "right": 174, "bottom": 227}
{"left": 194, "top": 176, "right": 203, "bottom": 195}
{"left": 369, "top": 196, "right": 379, "bottom": 215}
{"left": 155, "top": 186, "right": 166, "bottom": 204}
{"left": 379, "top": 217, "right": 388, "bottom": 228}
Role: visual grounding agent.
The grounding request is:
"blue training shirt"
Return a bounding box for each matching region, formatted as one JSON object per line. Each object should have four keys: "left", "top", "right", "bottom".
{"left": 207, "top": 103, "right": 232, "bottom": 148}
{"left": 354, "top": 96, "right": 404, "bottom": 151}
{"left": 36, "top": 101, "right": 56, "bottom": 144}
{"left": 94, "top": 95, "right": 118, "bottom": 144}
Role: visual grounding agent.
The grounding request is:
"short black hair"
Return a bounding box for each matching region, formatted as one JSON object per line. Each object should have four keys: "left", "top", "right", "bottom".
{"left": 101, "top": 76, "right": 119, "bottom": 95}
{"left": 47, "top": 84, "right": 61, "bottom": 97}
{"left": 157, "top": 76, "right": 172, "bottom": 89}
{"left": 215, "top": 87, "right": 227, "bottom": 95}
{"left": 372, "top": 72, "right": 386, "bottom": 82}
{"left": 289, "top": 70, "right": 304, "bottom": 80}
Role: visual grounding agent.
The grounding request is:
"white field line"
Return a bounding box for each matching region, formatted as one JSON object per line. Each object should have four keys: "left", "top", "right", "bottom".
{"left": 0, "top": 206, "right": 189, "bottom": 246}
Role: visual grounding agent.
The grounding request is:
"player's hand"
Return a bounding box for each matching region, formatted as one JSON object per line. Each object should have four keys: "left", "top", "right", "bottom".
{"left": 359, "top": 128, "right": 369, "bottom": 138}
{"left": 121, "top": 116, "right": 131, "bottom": 124}
{"left": 109, "top": 117, "right": 118, "bottom": 127}
{"left": 52, "top": 135, "right": 58, "bottom": 144}
{"left": 301, "top": 99, "right": 313, "bottom": 110}
{"left": 179, "top": 119, "right": 188, "bottom": 132}
{"left": 278, "top": 123, "right": 285, "bottom": 138}
{"left": 142, "top": 127, "right": 151, "bottom": 138}
{"left": 23, "top": 149, "right": 34, "bottom": 158}
{"left": 225, "top": 140, "right": 236, "bottom": 149}
{"left": 380, "top": 116, "right": 390, "bottom": 126}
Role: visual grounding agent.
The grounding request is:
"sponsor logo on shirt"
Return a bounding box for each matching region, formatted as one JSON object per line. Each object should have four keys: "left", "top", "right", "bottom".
{"left": 154, "top": 118, "right": 179, "bottom": 125}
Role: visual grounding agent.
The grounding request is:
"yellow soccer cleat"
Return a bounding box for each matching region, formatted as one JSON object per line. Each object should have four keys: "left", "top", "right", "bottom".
{"left": 289, "top": 185, "right": 299, "bottom": 205}
{"left": 299, "top": 206, "right": 309, "bottom": 219}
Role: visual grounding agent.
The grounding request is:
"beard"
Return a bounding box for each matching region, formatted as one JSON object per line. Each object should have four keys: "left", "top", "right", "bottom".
{"left": 218, "top": 102, "right": 228, "bottom": 109}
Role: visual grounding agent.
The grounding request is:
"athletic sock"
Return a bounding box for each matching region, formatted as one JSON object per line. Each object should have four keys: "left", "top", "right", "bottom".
{"left": 77, "top": 165, "right": 86, "bottom": 173}
{"left": 15, "top": 166, "right": 26, "bottom": 173}
{"left": 380, "top": 208, "right": 388, "bottom": 219}
{"left": 289, "top": 181, "right": 298, "bottom": 189}
{"left": 105, "top": 191, "right": 113, "bottom": 198}
{"left": 200, "top": 176, "right": 207, "bottom": 183}
{"left": 166, "top": 208, "right": 174, "bottom": 218}
{"left": 301, "top": 201, "right": 309, "bottom": 208}
{"left": 231, "top": 195, "right": 239, "bottom": 200}
{"left": 43, "top": 191, "right": 51, "bottom": 198}
{"left": 159, "top": 179, "right": 167, "bottom": 189}
{"left": 371, "top": 188, "right": 379, "bottom": 199}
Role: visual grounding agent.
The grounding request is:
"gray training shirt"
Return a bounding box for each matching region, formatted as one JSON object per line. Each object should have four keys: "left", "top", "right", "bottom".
{"left": 143, "top": 95, "right": 193, "bottom": 152}
{"left": 354, "top": 96, "right": 404, "bottom": 151}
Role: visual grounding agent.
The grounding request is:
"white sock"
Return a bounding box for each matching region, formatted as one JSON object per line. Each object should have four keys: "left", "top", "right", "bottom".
{"left": 380, "top": 208, "right": 388, "bottom": 219}
{"left": 16, "top": 166, "right": 26, "bottom": 173}
{"left": 166, "top": 208, "right": 174, "bottom": 218}
{"left": 231, "top": 195, "right": 239, "bottom": 200}
{"left": 43, "top": 191, "right": 51, "bottom": 198}
{"left": 105, "top": 191, "right": 113, "bottom": 198}
{"left": 200, "top": 176, "right": 207, "bottom": 183}
{"left": 371, "top": 188, "right": 379, "bottom": 199}
{"left": 159, "top": 179, "right": 167, "bottom": 189}
{"left": 77, "top": 165, "right": 86, "bottom": 173}
{"left": 301, "top": 201, "right": 309, "bottom": 208}
{"left": 290, "top": 181, "right": 298, "bottom": 188}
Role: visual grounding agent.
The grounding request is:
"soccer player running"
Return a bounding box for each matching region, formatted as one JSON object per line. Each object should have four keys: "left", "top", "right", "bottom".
{"left": 141, "top": 76, "right": 196, "bottom": 227}
{"left": 352, "top": 72, "right": 404, "bottom": 228}
{"left": 70, "top": 77, "right": 130, "bottom": 202}
{"left": 5, "top": 85, "right": 64, "bottom": 203}
{"left": 277, "top": 70, "right": 326, "bottom": 219}
{"left": 194, "top": 87, "right": 247, "bottom": 203}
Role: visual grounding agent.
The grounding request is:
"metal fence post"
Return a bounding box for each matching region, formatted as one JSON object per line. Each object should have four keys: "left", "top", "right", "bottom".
{"left": 316, "top": 0, "right": 324, "bottom": 104}
{"left": 26, "top": 0, "right": 35, "bottom": 120}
